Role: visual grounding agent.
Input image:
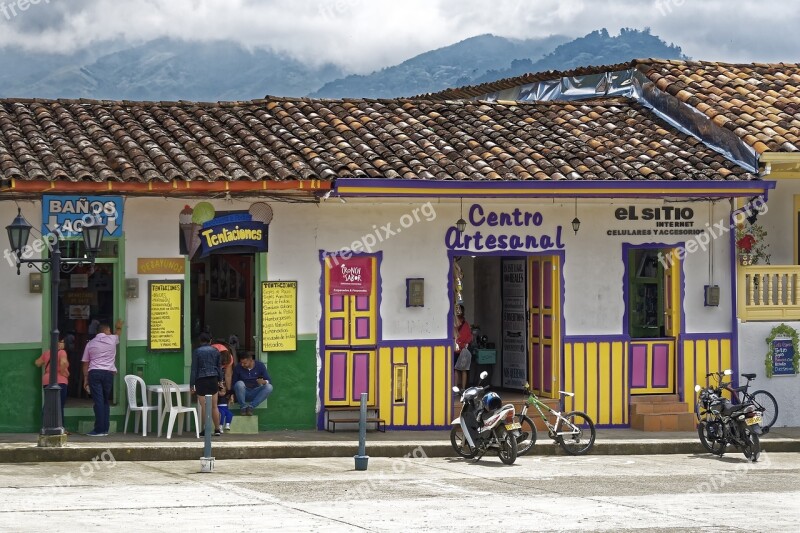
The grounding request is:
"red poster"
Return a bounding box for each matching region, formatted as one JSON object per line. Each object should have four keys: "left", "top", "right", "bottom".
{"left": 329, "top": 256, "right": 372, "bottom": 294}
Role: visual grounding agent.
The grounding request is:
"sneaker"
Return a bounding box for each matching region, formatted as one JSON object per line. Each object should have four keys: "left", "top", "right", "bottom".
{"left": 225, "top": 423, "right": 231, "bottom": 430}
{"left": 213, "top": 428, "right": 222, "bottom": 436}
{"left": 86, "top": 431, "right": 107, "bottom": 437}
{"left": 199, "top": 430, "right": 206, "bottom": 437}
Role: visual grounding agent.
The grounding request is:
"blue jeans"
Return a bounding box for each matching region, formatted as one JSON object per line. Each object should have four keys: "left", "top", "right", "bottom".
{"left": 218, "top": 405, "right": 233, "bottom": 424}
{"left": 233, "top": 381, "right": 273, "bottom": 410}
{"left": 89, "top": 370, "right": 114, "bottom": 433}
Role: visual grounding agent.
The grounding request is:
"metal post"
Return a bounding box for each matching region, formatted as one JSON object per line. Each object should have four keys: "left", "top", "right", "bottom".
{"left": 200, "top": 393, "right": 214, "bottom": 472}
{"left": 354, "top": 392, "right": 369, "bottom": 471}
{"left": 42, "top": 246, "right": 63, "bottom": 436}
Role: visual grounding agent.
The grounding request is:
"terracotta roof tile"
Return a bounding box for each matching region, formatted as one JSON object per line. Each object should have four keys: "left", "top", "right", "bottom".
{"left": 0, "top": 96, "right": 754, "bottom": 184}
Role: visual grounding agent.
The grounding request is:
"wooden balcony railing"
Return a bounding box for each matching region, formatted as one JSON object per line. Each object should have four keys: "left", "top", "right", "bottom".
{"left": 738, "top": 265, "right": 800, "bottom": 321}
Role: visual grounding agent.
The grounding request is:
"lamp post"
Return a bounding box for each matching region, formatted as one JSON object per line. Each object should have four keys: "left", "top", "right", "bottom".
{"left": 6, "top": 208, "right": 106, "bottom": 442}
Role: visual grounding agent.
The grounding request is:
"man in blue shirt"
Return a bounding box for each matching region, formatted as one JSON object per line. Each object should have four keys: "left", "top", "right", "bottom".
{"left": 231, "top": 352, "right": 273, "bottom": 416}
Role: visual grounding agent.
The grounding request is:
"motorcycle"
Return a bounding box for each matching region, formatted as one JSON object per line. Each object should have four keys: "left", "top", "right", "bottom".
{"left": 695, "top": 371, "right": 763, "bottom": 462}
{"left": 450, "top": 371, "right": 520, "bottom": 465}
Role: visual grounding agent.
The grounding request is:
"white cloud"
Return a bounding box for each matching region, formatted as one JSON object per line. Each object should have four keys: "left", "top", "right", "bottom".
{"left": 0, "top": 0, "right": 797, "bottom": 72}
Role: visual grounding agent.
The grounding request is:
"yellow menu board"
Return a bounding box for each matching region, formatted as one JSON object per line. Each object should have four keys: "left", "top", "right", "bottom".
{"left": 148, "top": 281, "right": 183, "bottom": 352}
{"left": 262, "top": 281, "right": 297, "bottom": 352}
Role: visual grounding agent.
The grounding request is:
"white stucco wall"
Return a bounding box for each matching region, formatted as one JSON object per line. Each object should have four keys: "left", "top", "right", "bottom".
{"left": 738, "top": 321, "right": 800, "bottom": 427}
{"left": 1, "top": 196, "right": 738, "bottom": 345}
{"left": 0, "top": 200, "right": 44, "bottom": 343}
{"left": 757, "top": 179, "right": 800, "bottom": 265}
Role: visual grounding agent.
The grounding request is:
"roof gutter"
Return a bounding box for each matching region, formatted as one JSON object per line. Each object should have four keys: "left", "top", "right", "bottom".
{"left": 335, "top": 178, "right": 775, "bottom": 199}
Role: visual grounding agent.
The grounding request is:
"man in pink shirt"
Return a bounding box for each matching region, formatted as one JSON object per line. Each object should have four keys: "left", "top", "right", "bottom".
{"left": 81, "top": 319, "right": 123, "bottom": 436}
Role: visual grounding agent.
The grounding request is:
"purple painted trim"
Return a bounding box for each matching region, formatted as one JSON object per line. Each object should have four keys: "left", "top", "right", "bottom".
{"left": 379, "top": 339, "right": 450, "bottom": 348}
{"left": 330, "top": 295, "right": 344, "bottom": 312}
{"left": 384, "top": 424, "right": 451, "bottom": 430}
{"left": 430, "top": 349, "right": 435, "bottom": 427}
{"left": 330, "top": 318, "right": 345, "bottom": 340}
{"left": 680, "top": 332, "right": 733, "bottom": 341}
{"left": 336, "top": 178, "right": 775, "bottom": 198}
{"left": 651, "top": 343, "right": 670, "bottom": 388}
{"left": 630, "top": 344, "right": 648, "bottom": 388}
{"left": 329, "top": 351, "right": 348, "bottom": 401}
{"left": 355, "top": 295, "right": 369, "bottom": 311}
{"left": 564, "top": 334, "right": 628, "bottom": 343}
{"left": 351, "top": 351, "right": 369, "bottom": 402}
{"left": 417, "top": 347, "right": 422, "bottom": 426}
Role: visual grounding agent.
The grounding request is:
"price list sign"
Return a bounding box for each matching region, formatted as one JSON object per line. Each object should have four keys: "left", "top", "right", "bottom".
{"left": 772, "top": 336, "right": 796, "bottom": 376}
{"left": 148, "top": 281, "right": 183, "bottom": 352}
{"left": 262, "top": 281, "right": 297, "bottom": 352}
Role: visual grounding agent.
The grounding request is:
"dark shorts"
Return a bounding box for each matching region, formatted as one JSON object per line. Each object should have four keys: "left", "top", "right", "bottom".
{"left": 195, "top": 376, "right": 219, "bottom": 396}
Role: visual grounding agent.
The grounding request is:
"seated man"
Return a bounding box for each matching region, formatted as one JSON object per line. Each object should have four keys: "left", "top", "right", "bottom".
{"left": 232, "top": 352, "right": 273, "bottom": 416}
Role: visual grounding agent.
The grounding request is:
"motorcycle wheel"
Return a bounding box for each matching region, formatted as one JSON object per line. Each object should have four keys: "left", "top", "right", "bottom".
{"left": 450, "top": 426, "right": 477, "bottom": 458}
{"left": 515, "top": 415, "right": 537, "bottom": 456}
{"left": 697, "top": 420, "right": 726, "bottom": 455}
{"left": 557, "top": 411, "right": 596, "bottom": 455}
{"left": 742, "top": 428, "right": 761, "bottom": 462}
{"left": 498, "top": 428, "right": 517, "bottom": 465}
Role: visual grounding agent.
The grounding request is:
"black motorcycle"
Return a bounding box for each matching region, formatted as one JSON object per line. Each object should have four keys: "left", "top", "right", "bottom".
{"left": 695, "top": 372, "right": 763, "bottom": 462}
{"left": 450, "top": 371, "right": 520, "bottom": 465}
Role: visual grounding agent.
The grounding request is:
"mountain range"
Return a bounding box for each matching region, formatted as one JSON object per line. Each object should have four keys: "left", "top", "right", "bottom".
{"left": 0, "top": 28, "right": 686, "bottom": 101}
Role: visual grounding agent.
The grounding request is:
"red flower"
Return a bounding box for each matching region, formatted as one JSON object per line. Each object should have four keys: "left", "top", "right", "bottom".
{"left": 737, "top": 234, "right": 756, "bottom": 252}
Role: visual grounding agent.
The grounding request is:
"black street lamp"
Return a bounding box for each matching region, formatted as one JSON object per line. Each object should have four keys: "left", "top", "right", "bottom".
{"left": 6, "top": 208, "right": 106, "bottom": 439}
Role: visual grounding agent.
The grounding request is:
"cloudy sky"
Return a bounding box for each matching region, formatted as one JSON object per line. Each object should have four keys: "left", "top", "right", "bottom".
{"left": 0, "top": 0, "right": 797, "bottom": 72}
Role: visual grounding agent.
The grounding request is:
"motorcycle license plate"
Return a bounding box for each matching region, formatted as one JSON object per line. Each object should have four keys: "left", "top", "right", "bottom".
{"left": 746, "top": 416, "right": 762, "bottom": 426}
{"left": 505, "top": 422, "right": 521, "bottom": 431}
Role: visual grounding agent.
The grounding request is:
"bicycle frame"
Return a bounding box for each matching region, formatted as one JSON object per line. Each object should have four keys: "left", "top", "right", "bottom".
{"left": 521, "top": 393, "right": 581, "bottom": 438}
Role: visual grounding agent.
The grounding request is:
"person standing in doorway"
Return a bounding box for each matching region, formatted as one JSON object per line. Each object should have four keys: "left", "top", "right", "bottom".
{"left": 81, "top": 320, "right": 123, "bottom": 436}
{"left": 34, "top": 337, "right": 69, "bottom": 424}
{"left": 191, "top": 333, "right": 223, "bottom": 436}
{"left": 453, "top": 305, "right": 473, "bottom": 390}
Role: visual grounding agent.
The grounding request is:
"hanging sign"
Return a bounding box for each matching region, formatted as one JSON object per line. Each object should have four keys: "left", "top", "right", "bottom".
{"left": 261, "top": 281, "right": 297, "bottom": 352}
{"left": 147, "top": 281, "right": 183, "bottom": 352}
{"left": 42, "top": 195, "right": 124, "bottom": 238}
{"left": 328, "top": 256, "right": 372, "bottom": 294}
{"left": 771, "top": 336, "right": 797, "bottom": 376}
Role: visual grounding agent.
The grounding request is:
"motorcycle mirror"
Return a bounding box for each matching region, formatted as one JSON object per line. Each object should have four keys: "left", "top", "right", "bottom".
{"left": 452, "top": 386, "right": 460, "bottom": 393}
{"left": 480, "top": 371, "right": 488, "bottom": 379}
{"left": 723, "top": 369, "right": 733, "bottom": 376}
{"left": 694, "top": 384, "right": 702, "bottom": 392}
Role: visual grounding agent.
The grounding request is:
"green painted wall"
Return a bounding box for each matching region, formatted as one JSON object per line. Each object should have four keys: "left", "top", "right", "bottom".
{"left": 258, "top": 338, "right": 317, "bottom": 430}
{"left": 0, "top": 345, "right": 42, "bottom": 432}
{"left": 0, "top": 337, "right": 318, "bottom": 432}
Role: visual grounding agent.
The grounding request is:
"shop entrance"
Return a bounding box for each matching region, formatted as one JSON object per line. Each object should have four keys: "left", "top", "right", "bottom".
{"left": 55, "top": 240, "right": 118, "bottom": 405}
{"left": 451, "top": 254, "right": 561, "bottom": 395}
{"left": 190, "top": 254, "right": 255, "bottom": 351}
{"left": 626, "top": 247, "right": 681, "bottom": 394}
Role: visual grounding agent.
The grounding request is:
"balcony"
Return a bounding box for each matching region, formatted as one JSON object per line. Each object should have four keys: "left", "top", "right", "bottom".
{"left": 738, "top": 265, "right": 800, "bottom": 321}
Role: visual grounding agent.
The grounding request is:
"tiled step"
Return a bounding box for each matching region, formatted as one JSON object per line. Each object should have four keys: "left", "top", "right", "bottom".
{"left": 629, "top": 395, "right": 695, "bottom": 431}
{"left": 631, "top": 412, "right": 697, "bottom": 432}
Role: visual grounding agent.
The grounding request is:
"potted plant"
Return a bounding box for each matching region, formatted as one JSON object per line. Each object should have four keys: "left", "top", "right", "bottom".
{"left": 736, "top": 223, "right": 770, "bottom": 266}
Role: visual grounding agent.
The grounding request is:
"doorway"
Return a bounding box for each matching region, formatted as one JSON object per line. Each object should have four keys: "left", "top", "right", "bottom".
{"left": 190, "top": 253, "right": 255, "bottom": 351}
{"left": 626, "top": 246, "right": 681, "bottom": 394}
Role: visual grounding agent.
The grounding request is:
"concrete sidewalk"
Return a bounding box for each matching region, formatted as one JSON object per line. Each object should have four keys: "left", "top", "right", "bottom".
{"left": 1, "top": 427, "right": 799, "bottom": 462}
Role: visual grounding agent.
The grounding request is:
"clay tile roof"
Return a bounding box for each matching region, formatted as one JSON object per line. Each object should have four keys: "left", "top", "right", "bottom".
{"left": 0, "top": 96, "right": 753, "bottom": 184}
{"left": 422, "top": 59, "right": 800, "bottom": 154}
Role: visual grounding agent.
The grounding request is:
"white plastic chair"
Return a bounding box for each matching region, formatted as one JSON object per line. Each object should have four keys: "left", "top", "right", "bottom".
{"left": 123, "top": 375, "right": 159, "bottom": 437}
{"left": 159, "top": 378, "right": 199, "bottom": 439}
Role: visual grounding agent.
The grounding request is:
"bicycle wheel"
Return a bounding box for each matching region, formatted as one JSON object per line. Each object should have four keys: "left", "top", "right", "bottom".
{"left": 749, "top": 390, "right": 778, "bottom": 429}
{"left": 450, "top": 426, "right": 477, "bottom": 458}
{"left": 557, "top": 411, "right": 596, "bottom": 455}
{"left": 515, "top": 414, "right": 538, "bottom": 456}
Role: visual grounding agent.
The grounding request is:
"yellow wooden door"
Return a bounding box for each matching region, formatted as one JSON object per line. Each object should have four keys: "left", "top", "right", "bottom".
{"left": 528, "top": 256, "right": 560, "bottom": 398}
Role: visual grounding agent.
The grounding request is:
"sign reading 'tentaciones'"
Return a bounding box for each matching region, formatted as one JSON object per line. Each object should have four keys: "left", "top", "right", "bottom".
{"left": 148, "top": 281, "right": 183, "bottom": 352}
{"left": 262, "top": 281, "right": 297, "bottom": 352}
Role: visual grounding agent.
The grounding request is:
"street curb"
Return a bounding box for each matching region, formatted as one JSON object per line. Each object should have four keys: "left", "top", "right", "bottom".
{"left": 1, "top": 438, "right": 798, "bottom": 462}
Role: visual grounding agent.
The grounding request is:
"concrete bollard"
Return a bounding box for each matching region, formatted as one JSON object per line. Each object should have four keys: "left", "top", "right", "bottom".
{"left": 354, "top": 392, "right": 369, "bottom": 471}
{"left": 200, "top": 393, "right": 214, "bottom": 473}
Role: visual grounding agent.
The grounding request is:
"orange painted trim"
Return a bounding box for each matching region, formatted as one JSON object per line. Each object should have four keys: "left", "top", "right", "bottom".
{"left": 6, "top": 178, "right": 330, "bottom": 194}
